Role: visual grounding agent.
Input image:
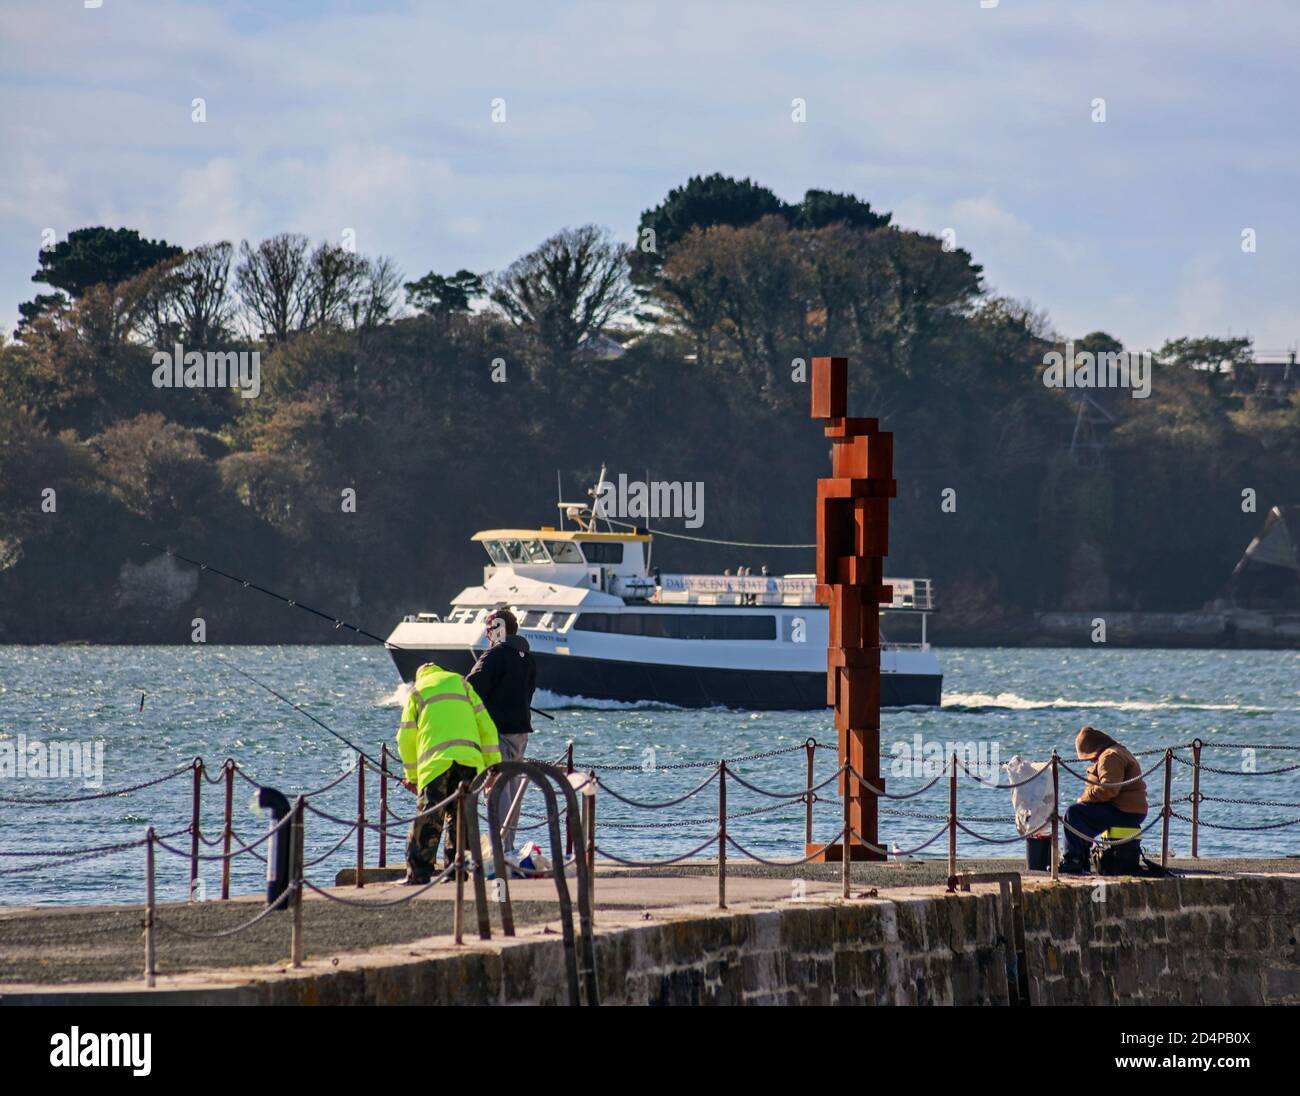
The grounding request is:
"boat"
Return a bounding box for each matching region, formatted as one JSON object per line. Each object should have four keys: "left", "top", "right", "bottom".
{"left": 384, "top": 482, "right": 942, "bottom": 710}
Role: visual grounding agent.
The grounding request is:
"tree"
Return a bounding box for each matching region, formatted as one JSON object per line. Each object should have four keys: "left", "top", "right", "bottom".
{"left": 14, "top": 293, "right": 65, "bottom": 338}
{"left": 164, "top": 242, "right": 235, "bottom": 348}
{"left": 1157, "top": 335, "right": 1253, "bottom": 394}
{"left": 490, "top": 225, "right": 634, "bottom": 371}
{"left": 2, "top": 270, "right": 167, "bottom": 434}
{"left": 631, "top": 174, "right": 790, "bottom": 284}
{"left": 0, "top": 403, "right": 97, "bottom": 572}
{"left": 794, "top": 189, "right": 891, "bottom": 231}
{"left": 303, "top": 243, "right": 370, "bottom": 330}
{"left": 1075, "top": 330, "right": 1124, "bottom": 356}
{"left": 802, "top": 222, "right": 886, "bottom": 361}
{"left": 235, "top": 233, "right": 312, "bottom": 344}
{"left": 658, "top": 217, "right": 809, "bottom": 399}
{"left": 878, "top": 229, "right": 983, "bottom": 375}
{"left": 32, "top": 227, "right": 182, "bottom": 299}
{"left": 404, "top": 269, "right": 485, "bottom": 318}
{"left": 353, "top": 256, "right": 403, "bottom": 330}
{"left": 654, "top": 231, "right": 730, "bottom": 368}
{"left": 90, "top": 413, "right": 221, "bottom": 526}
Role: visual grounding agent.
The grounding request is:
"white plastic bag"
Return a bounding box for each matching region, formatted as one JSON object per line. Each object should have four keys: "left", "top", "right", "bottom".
{"left": 516, "top": 841, "right": 551, "bottom": 875}
{"left": 1003, "top": 756, "right": 1054, "bottom": 837}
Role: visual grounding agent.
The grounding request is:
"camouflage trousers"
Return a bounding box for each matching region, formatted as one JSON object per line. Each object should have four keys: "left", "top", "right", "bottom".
{"left": 405, "top": 763, "right": 477, "bottom": 882}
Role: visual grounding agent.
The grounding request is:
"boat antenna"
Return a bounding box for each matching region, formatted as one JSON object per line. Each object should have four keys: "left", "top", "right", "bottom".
{"left": 142, "top": 543, "right": 555, "bottom": 720}
{"left": 589, "top": 462, "right": 612, "bottom": 533}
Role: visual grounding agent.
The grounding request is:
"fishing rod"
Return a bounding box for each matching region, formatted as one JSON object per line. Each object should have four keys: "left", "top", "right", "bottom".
{"left": 212, "top": 652, "right": 394, "bottom": 777}
{"left": 142, "top": 542, "right": 555, "bottom": 720}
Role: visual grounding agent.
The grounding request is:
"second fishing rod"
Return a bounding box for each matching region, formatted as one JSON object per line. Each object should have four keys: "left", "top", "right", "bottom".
{"left": 142, "top": 542, "right": 555, "bottom": 721}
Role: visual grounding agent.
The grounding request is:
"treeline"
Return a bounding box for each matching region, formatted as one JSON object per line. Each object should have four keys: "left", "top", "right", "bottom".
{"left": 1, "top": 176, "right": 1296, "bottom": 643}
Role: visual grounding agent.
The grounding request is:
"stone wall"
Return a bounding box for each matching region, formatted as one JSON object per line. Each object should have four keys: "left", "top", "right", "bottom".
{"left": 242, "top": 875, "right": 1300, "bottom": 1006}
{"left": 22, "top": 875, "right": 1297, "bottom": 1005}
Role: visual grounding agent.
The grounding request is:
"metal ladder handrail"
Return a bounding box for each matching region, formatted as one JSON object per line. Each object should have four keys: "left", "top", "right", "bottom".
{"left": 485, "top": 760, "right": 598, "bottom": 1006}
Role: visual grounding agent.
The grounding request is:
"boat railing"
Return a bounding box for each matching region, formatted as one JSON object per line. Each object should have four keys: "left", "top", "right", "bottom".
{"left": 655, "top": 573, "right": 933, "bottom": 612}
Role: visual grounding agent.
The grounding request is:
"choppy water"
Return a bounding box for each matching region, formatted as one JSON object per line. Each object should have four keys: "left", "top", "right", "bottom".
{"left": 1, "top": 645, "right": 1297, "bottom": 907}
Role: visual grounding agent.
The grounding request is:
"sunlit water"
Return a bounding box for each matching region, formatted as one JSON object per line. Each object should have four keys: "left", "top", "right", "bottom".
{"left": 1, "top": 645, "right": 1297, "bottom": 906}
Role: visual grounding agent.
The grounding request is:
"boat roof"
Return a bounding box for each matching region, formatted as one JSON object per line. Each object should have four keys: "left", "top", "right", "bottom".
{"left": 472, "top": 528, "right": 651, "bottom": 543}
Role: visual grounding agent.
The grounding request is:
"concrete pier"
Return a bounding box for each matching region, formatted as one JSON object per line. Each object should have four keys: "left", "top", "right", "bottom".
{"left": 3, "top": 858, "right": 1299, "bottom": 1005}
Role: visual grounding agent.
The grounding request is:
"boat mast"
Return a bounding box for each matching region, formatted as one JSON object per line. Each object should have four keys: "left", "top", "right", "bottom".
{"left": 589, "top": 462, "right": 610, "bottom": 533}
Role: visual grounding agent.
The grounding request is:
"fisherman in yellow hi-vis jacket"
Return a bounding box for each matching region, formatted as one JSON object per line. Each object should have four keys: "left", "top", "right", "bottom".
{"left": 397, "top": 661, "right": 502, "bottom": 884}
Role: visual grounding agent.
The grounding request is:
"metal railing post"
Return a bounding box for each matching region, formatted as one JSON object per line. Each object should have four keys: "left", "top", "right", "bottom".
{"left": 717, "top": 761, "right": 727, "bottom": 910}
{"left": 189, "top": 758, "right": 202, "bottom": 901}
{"left": 564, "top": 741, "right": 575, "bottom": 858}
{"left": 1050, "top": 752, "right": 1060, "bottom": 882}
{"left": 378, "top": 744, "right": 389, "bottom": 869}
{"left": 1161, "top": 748, "right": 1173, "bottom": 868}
{"left": 1191, "top": 739, "right": 1202, "bottom": 859}
{"left": 355, "top": 755, "right": 365, "bottom": 888}
{"left": 221, "top": 760, "right": 234, "bottom": 900}
{"left": 144, "top": 827, "right": 156, "bottom": 987}
{"left": 453, "top": 783, "right": 467, "bottom": 945}
{"left": 842, "top": 761, "right": 851, "bottom": 898}
{"left": 291, "top": 796, "right": 305, "bottom": 969}
{"left": 585, "top": 771, "right": 596, "bottom": 915}
{"left": 804, "top": 738, "right": 815, "bottom": 846}
{"left": 948, "top": 751, "right": 958, "bottom": 879}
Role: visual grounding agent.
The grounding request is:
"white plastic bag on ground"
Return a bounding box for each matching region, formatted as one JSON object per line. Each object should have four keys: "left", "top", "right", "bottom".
{"left": 1003, "top": 756, "right": 1054, "bottom": 837}
{"left": 510, "top": 841, "right": 551, "bottom": 878}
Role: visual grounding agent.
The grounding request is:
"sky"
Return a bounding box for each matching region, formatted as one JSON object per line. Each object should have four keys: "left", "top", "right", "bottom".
{"left": 2, "top": 0, "right": 1298, "bottom": 352}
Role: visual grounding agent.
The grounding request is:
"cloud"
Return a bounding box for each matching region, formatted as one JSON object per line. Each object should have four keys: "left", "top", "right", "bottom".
{"left": 1, "top": 0, "right": 1297, "bottom": 349}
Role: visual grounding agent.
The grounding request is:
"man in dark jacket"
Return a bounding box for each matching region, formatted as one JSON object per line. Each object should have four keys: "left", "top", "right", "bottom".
{"left": 466, "top": 608, "right": 537, "bottom": 850}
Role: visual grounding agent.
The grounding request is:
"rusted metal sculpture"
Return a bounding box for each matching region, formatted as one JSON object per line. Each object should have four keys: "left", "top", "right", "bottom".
{"left": 806, "top": 357, "right": 894, "bottom": 861}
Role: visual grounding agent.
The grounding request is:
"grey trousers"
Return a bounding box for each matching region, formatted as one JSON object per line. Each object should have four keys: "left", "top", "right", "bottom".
{"left": 494, "top": 733, "right": 529, "bottom": 851}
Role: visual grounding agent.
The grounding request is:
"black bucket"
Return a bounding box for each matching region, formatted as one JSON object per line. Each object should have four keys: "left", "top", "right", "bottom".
{"left": 1025, "top": 836, "right": 1051, "bottom": 871}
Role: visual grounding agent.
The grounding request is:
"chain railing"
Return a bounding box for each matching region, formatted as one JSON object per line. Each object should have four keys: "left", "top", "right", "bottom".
{"left": 4, "top": 734, "right": 1297, "bottom": 992}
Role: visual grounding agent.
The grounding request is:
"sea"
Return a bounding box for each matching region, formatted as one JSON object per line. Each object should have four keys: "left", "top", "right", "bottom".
{"left": 1, "top": 645, "right": 1297, "bottom": 907}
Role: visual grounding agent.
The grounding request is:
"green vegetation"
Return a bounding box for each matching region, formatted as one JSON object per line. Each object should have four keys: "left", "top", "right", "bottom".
{"left": 1, "top": 175, "right": 1296, "bottom": 643}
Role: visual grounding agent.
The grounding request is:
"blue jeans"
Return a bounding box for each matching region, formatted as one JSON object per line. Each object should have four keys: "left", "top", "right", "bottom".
{"left": 1063, "top": 801, "right": 1146, "bottom": 861}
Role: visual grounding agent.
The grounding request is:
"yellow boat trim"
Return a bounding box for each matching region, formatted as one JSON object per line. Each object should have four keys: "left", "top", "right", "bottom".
{"left": 472, "top": 529, "right": 650, "bottom": 543}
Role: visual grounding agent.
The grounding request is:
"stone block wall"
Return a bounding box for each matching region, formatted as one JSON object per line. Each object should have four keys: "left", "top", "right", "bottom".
{"left": 149, "top": 875, "right": 1300, "bottom": 1006}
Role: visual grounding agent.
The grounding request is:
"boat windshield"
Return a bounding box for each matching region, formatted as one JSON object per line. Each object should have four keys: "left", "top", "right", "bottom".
{"left": 483, "top": 540, "right": 509, "bottom": 565}
{"left": 499, "top": 539, "right": 528, "bottom": 563}
{"left": 543, "top": 540, "right": 584, "bottom": 564}
{"left": 522, "top": 539, "right": 551, "bottom": 563}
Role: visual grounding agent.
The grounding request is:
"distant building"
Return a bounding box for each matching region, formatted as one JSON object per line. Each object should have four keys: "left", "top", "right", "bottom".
{"left": 1228, "top": 352, "right": 1299, "bottom": 399}
{"left": 1226, "top": 505, "right": 1300, "bottom": 609}
{"left": 576, "top": 332, "right": 628, "bottom": 362}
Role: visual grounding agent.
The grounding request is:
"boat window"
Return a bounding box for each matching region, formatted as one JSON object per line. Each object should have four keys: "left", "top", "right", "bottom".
{"left": 582, "top": 542, "right": 624, "bottom": 564}
{"left": 543, "top": 540, "right": 584, "bottom": 564}
{"left": 548, "top": 613, "right": 573, "bottom": 631}
{"left": 519, "top": 610, "right": 546, "bottom": 628}
{"left": 500, "top": 539, "right": 527, "bottom": 563}
{"left": 572, "top": 613, "right": 775, "bottom": 640}
{"left": 483, "top": 541, "right": 509, "bottom": 566}
{"left": 522, "top": 539, "right": 551, "bottom": 563}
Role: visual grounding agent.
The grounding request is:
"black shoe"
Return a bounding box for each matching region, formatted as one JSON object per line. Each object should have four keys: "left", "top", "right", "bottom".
{"left": 400, "top": 873, "right": 430, "bottom": 886}
{"left": 1058, "top": 856, "right": 1090, "bottom": 876}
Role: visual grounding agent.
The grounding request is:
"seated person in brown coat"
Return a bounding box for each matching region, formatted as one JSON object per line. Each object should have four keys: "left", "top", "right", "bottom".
{"left": 1060, "top": 725, "right": 1148, "bottom": 875}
